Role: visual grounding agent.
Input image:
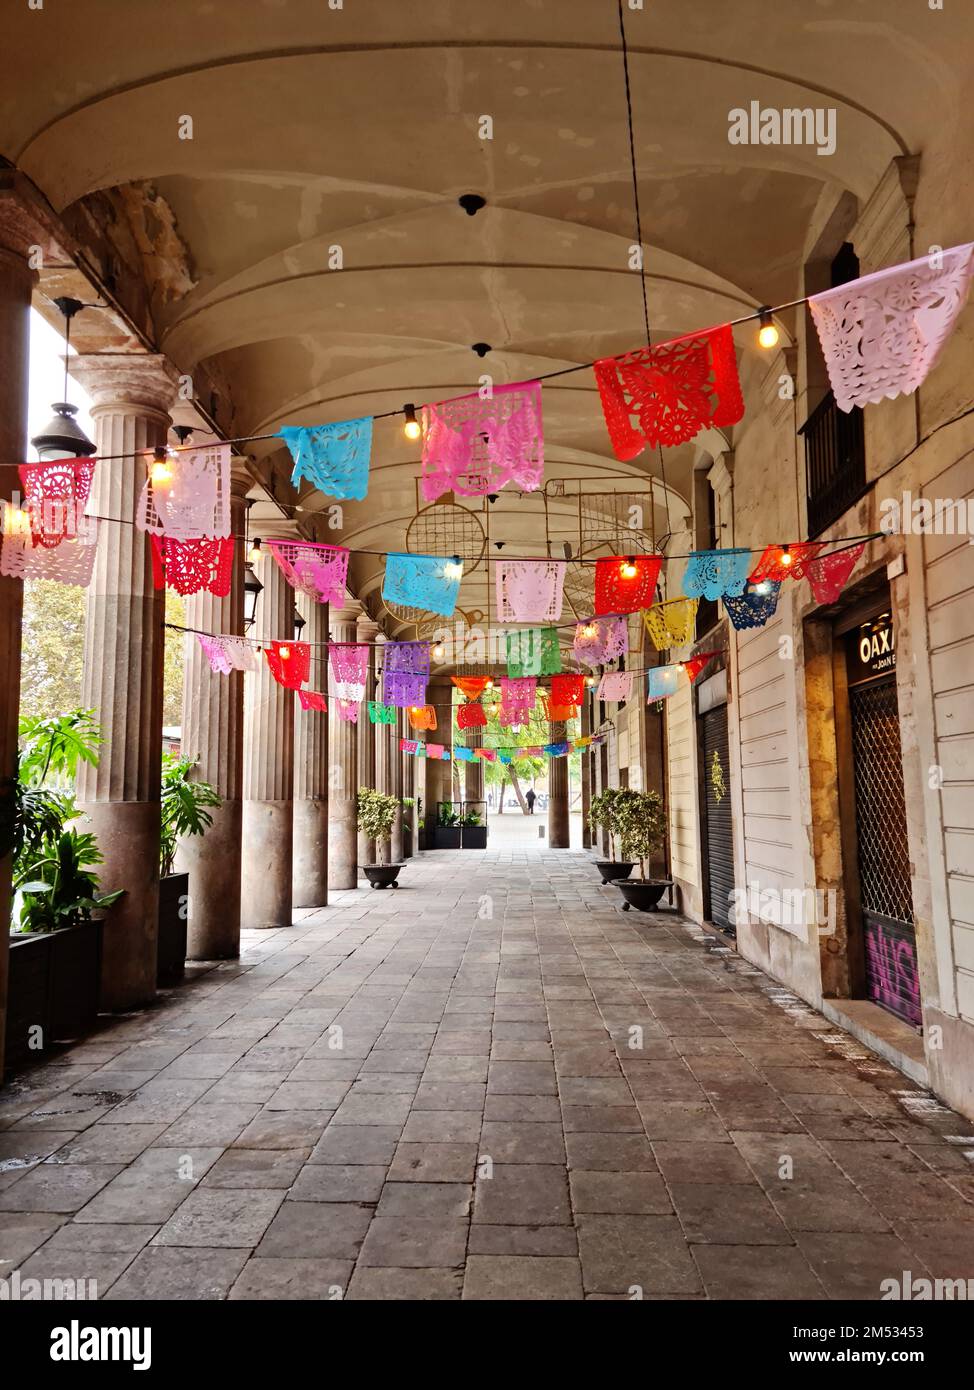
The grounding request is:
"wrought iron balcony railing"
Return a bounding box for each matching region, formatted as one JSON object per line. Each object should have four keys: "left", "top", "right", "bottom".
{"left": 800, "top": 389, "right": 866, "bottom": 536}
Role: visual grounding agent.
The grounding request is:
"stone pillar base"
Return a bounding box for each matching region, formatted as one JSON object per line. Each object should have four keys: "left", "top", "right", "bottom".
{"left": 294, "top": 798, "right": 328, "bottom": 907}
{"left": 80, "top": 800, "right": 160, "bottom": 1011}
{"left": 329, "top": 798, "right": 358, "bottom": 889}
{"left": 180, "top": 799, "right": 242, "bottom": 959}
{"left": 241, "top": 799, "right": 294, "bottom": 928}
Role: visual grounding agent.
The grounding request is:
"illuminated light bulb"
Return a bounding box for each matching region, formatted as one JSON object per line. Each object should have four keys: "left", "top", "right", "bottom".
{"left": 403, "top": 403, "right": 421, "bottom": 441}
{"left": 150, "top": 449, "right": 174, "bottom": 486}
{"left": 485, "top": 678, "right": 494, "bottom": 690}
{"left": 443, "top": 558, "right": 463, "bottom": 581}
{"left": 248, "top": 537, "right": 263, "bottom": 564}
{"left": 620, "top": 557, "right": 638, "bottom": 579}
{"left": 581, "top": 623, "right": 598, "bottom": 639}
{"left": 757, "top": 307, "right": 779, "bottom": 349}
{"left": 756, "top": 581, "right": 771, "bottom": 595}
{"left": 431, "top": 642, "right": 445, "bottom": 661}
{"left": 278, "top": 645, "right": 291, "bottom": 661}
{"left": 779, "top": 546, "right": 794, "bottom": 567}
{"left": 3, "top": 503, "right": 32, "bottom": 541}
{"left": 585, "top": 675, "right": 597, "bottom": 687}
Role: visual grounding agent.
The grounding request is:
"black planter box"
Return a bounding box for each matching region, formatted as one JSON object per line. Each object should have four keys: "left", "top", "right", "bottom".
{"left": 461, "top": 825, "right": 488, "bottom": 849}
{"left": 157, "top": 872, "right": 189, "bottom": 987}
{"left": 432, "top": 826, "right": 461, "bottom": 849}
{"left": 402, "top": 826, "right": 413, "bottom": 859}
{"left": 417, "top": 829, "right": 428, "bottom": 851}
{"left": 5, "top": 922, "right": 103, "bottom": 1074}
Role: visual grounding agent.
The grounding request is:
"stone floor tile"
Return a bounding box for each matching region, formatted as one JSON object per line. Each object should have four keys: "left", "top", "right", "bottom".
{"left": 467, "top": 1223, "right": 578, "bottom": 1257}
{"left": 562, "top": 1106, "right": 644, "bottom": 1133}
{"left": 472, "top": 1163, "right": 571, "bottom": 1226}
{"left": 401, "top": 1110, "right": 482, "bottom": 1143}
{"left": 669, "top": 1182, "right": 791, "bottom": 1244}
{"left": 463, "top": 1254, "right": 583, "bottom": 1300}
{"left": 257, "top": 1201, "right": 373, "bottom": 1260}
{"left": 387, "top": 1142, "right": 478, "bottom": 1183}
{"left": 102, "top": 1246, "right": 249, "bottom": 1300}
{"left": 229, "top": 1257, "right": 352, "bottom": 1299}
{"left": 794, "top": 1230, "right": 921, "bottom": 1300}
{"left": 264, "top": 1082, "right": 350, "bottom": 1110}
{"left": 691, "top": 1243, "right": 825, "bottom": 1299}
{"left": 376, "top": 1181, "right": 472, "bottom": 1219}
{"left": 289, "top": 1164, "right": 386, "bottom": 1203}
{"left": 576, "top": 1214, "right": 702, "bottom": 1295}
{"left": 0, "top": 1212, "right": 66, "bottom": 1264}
{"left": 565, "top": 1132, "right": 657, "bottom": 1172}
{"left": 480, "top": 1121, "right": 567, "bottom": 1164}
{"left": 330, "top": 1093, "right": 413, "bottom": 1127}
{"left": 653, "top": 1141, "right": 756, "bottom": 1185}
{"left": 308, "top": 1125, "right": 402, "bottom": 1166}
{"left": 234, "top": 1111, "right": 331, "bottom": 1149}
{"left": 202, "top": 1148, "right": 309, "bottom": 1189}
{"left": 346, "top": 1266, "right": 463, "bottom": 1299}
{"left": 570, "top": 1170, "right": 672, "bottom": 1215}
{"left": 0, "top": 1161, "right": 124, "bottom": 1213}
{"left": 72, "top": 1147, "right": 223, "bottom": 1224}
{"left": 357, "top": 1217, "right": 468, "bottom": 1269}
{"left": 152, "top": 1188, "right": 284, "bottom": 1247}
{"left": 484, "top": 1094, "right": 562, "bottom": 1124}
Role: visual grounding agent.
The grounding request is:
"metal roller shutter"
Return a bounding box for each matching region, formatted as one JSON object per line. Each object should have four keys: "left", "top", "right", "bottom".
{"left": 703, "top": 706, "right": 735, "bottom": 932}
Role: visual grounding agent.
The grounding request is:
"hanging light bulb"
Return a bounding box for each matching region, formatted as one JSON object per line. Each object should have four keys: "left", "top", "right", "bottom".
{"left": 403, "top": 403, "right": 421, "bottom": 441}
{"left": 431, "top": 642, "right": 445, "bottom": 661}
{"left": 2, "top": 502, "right": 32, "bottom": 541}
{"left": 620, "top": 557, "right": 638, "bottom": 579}
{"left": 779, "top": 544, "right": 794, "bottom": 568}
{"left": 150, "top": 447, "right": 174, "bottom": 487}
{"left": 485, "top": 678, "right": 494, "bottom": 690}
{"left": 585, "top": 675, "right": 597, "bottom": 688}
{"left": 248, "top": 537, "right": 263, "bottom": 565}
{"left": 755, "top": 580, "right": 771, "bottom": 595}
{"left": 757, "top": 307, "right": 779, "bottom": 349}
{"left": 443, "top": 557, "right": 463, "bottom": 581}
{"left": 278, "top": 644, "right": 291, "bottom": 661}
{"left": 581, "top": 623, "right": 598, "bottom": 639}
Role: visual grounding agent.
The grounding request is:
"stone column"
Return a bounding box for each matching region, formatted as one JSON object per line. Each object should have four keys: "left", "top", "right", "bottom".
{"left": 581, "top": 695, "right": 592, "bottom": 850}
{"left": 178, "top": 473, "right": 248, "bottom": 958}
{"left": 391, "top": 709, "right": 404, "bottom": 863}
{"left": 0, "top": 229, "right": 33, "bottom": 1074}
{"left": 293, "top": 595, "right": 329, "bottom": 907}
{"left": 241, "top": 542, "right": 295, "bottom": 927}
{"left": 356, "top": 616, "right": 378, "bottom": 869}
{"left": 73, "top": 354, "right": 177, "bottom": 1010}
{"left": 328, "top": 607, "right": 360, "bottom": 889}
{"left": 464, "top": 722, "right": 484, "bottom": 804}
{"left": 400, "top": 709, "right": 414, "bottom": 857}
{"left": 424, "top": 678, "right": 454, "bottom": 825}
{"left": 548, "top": 719, "right": 571, "bottom": 849}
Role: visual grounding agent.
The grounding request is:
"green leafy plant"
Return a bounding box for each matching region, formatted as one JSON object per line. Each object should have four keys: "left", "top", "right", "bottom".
{"left": 460, "top": 808, "right": 483, "bottom": 827}
{"left": 436, "top": 803, "right": 460, "bottom": 828}
{"left": 613, "top": 789, "right": 667, "bottom": 881}
{"left": 358, "top": 786, "right": 400, "bottom": 863}
{"left": 588, "top": 787, "right": 625, "bottom": 861}
{"left": 161, "top": 754, "right": 222, "bottom": 877}
{"left": 14, "top": 829, "right": 123, "bottom": 934}
{"left": 17, "top": 709, "right": 102, "bottom": 790}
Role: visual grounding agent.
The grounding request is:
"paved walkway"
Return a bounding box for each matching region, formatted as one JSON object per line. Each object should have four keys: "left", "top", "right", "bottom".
{"left": 2, "top": 847, "right": 973, "bottom": 1300}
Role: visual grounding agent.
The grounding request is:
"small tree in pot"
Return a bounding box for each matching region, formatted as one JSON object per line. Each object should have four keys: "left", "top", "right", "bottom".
{"left": 159, "top": 754, "right": 221, "bottom": 985}
{"left": 588, "top": 787, "right": 633, "bottom": 884}
{"left": 613, "top": 789, "right": 671, "bottom": 911}
{"left": 358, "top": 787, "right": 405, "bottom": 888}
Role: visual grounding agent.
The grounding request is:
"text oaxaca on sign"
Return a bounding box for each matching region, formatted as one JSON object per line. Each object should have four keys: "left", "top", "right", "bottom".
{"left": 50, "top": 1321, "right": 151, "bottom": 1372}
{"left": 846, "top": 615, "right": 896, "bottom": 685}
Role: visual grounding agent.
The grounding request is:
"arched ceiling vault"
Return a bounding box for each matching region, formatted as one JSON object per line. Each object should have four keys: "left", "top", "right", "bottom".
{"left": 4, "top": 1, "right": 972, "bottom": 629}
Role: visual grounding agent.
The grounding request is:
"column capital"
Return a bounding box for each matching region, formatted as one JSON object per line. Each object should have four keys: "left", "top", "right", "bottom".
{"left": 71, "top": 353, "right": 180, "bottom": 418}
{"left": 331, "top": 602, "right": 363, "bottom": 626}
{"left": 357, "top": 614, "right": 381, "bottom": 642}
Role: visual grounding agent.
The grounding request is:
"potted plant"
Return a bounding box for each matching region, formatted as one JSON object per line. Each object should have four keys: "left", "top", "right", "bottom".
{"left": 588, "top": 787, "right": 634, "bottom": 884}
{"left": 460, "top": 801, "right": 488, "bottom": 849}
{"left": 358, "top": 787, "right": 404, "bottom": 888}
{"left": 432, "top": 800, "right": 462, "bottom": 850}
{"left": 5, "top": 711, "right": 120, "bottom": 1073}
{"left": 401, "top": 796, "right": 415, "bottom": 858}
{"left": 159, "top": 754, "right": 221, "bottom": 985}
{"left": 612, "top": 789, "right": 671, "bottom": 911}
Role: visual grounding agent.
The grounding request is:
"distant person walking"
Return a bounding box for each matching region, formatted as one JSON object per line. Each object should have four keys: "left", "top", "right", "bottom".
{"left": 525, "top": 789, "right": 536, "bottom": 814}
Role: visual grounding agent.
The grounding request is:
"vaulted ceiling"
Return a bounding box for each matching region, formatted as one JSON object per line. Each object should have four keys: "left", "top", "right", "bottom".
{"left": 3, "top": 0, "right": 971, "bottom": 635}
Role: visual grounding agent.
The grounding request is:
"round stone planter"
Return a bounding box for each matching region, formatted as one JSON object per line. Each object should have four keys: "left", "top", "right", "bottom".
{"left": 595, "top": 860, "right": 634, "bottom": 886}
{"left": 615, "top": 879, "right": 672, "bottom": 912}
{"left": 362, "top": 863, "right": 404, "bottom": 889}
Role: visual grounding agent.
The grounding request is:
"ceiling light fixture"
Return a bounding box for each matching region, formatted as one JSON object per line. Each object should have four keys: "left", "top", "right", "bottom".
{"left": 471, "top": 342, "right": 492, "bottom": 358}
{"left": 458, "top": 193, "right": 487, "bottom": 216}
